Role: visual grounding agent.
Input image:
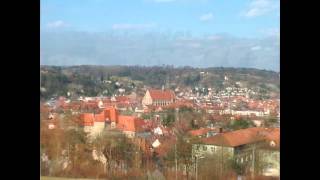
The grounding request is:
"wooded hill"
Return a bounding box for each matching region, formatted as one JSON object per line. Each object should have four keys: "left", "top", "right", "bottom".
{"left": 40, "top": 65, "right": 280, "bottom": 100}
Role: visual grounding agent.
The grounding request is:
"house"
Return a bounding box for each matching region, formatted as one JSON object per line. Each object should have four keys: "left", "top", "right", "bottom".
{"left": 152, "top": 135, "right": 177, "bottom": 158}
{"left": 103, "top": 106, "right": 118, "bottom": 128}
{"left": 252, "top": 120, "right": 264, "bottom": 127}
{"left": 153, "top": 127, "right": 163, "bottom": 135}
{"left": 164, "top": 99, "right": 194, "bottom": 109}
{"left": 188, "top": 127, "right": 222, "bottom": 138}
{"left": 79, "top": 113, "right": 95, "bottom": 136}
{"left": 142, "top": 89, "right": 175, "bottom": 107}
{"left": 79, "top": 106, "right": 118, "bottom": 138}
{"left": 116, "top": 115, "right": 151, "bottom": 138}
{"left": 192, "top": 127, "right": 280, "bottom": 177}
{"left": 152, "top": 139, "right": 161, "bottom": 148}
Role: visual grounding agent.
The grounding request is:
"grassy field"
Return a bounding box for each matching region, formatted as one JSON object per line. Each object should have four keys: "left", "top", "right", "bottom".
{"left": 40, "top": 176, "right": 99, "bottom": 180}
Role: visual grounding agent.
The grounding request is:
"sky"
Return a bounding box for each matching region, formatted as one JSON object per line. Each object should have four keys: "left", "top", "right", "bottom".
{"left": 40, "top": 0, "right": 280, "bottom": 71}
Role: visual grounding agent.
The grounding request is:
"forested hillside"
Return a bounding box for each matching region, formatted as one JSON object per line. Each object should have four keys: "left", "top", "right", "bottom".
{"left": 40, "top": 65, "right": 280, "bottom": 100}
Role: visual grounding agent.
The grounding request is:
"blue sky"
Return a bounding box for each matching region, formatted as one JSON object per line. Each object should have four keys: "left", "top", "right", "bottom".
{"left": 41, "top": 0, "right": 279, "bottom": 38}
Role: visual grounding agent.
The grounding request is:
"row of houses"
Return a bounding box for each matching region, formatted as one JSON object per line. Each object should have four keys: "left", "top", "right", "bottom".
{"left": 48, "top": 87, "right": 279, "bottom": 120}
{"left": 78, "top": 106, "right": 165, "bottom": 139}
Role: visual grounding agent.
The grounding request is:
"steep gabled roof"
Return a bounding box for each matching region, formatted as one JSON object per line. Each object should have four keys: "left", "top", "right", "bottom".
{"left": 80, "top": 113, "right": 94, "bottom": 126}
{"left": 148, "top": 89, "right": 175, "bottom": 100}
{"left": 117, "top": 115, "right": 149, "bottom": 132}
{"left": 94, "top": 113, "right": 105, "bottom": 122}
{"left": 202, "top": 127, "right": 280, "bottom": 148}
{"left": 103, "top": 106, "right": 118, "bottom": 122}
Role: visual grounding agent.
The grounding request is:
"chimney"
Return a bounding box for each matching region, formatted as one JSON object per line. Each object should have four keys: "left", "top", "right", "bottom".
{"left": 162, "top": 85, "right": 164, "bottom": 91}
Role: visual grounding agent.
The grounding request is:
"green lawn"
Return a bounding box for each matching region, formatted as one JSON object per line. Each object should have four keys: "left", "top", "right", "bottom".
{"left": 40, "top": 176, "right": 98, "bottom": 180}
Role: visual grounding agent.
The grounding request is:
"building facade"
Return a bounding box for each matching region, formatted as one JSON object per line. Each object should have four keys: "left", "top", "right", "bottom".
{"left": 192, "top": 127, "right": 280, "bottom": 177}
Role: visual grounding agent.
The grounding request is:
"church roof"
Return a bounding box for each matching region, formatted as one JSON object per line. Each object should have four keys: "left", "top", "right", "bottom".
{"left": 148, "top": 89, "right": 175, "bottom": 101}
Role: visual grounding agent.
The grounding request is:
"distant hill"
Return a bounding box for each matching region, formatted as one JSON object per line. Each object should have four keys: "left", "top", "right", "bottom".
{"left": 40, "top": 65, "right": 279, "bottom": 100}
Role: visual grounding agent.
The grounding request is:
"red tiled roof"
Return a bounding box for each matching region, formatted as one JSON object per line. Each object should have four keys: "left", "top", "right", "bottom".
{"left": 94, "top": 113, "right": 105, "bottom": 122}
{"left": 261, "top": 128, "right": 280, "bottom": 147}
{"left": 148, "top": 89, "right": 175, "bottom": 100}
{"left": 117, "top": 115, "right": 137, "bottom": 132}
{"left": 117, "top": 115, "right": 148, "bottom": 132}
{"left": 104, "top": 107, "right": 118, "bottom": 122}
{"left": 115, "top": 96, "right": 130, "bottom": 103}
{"left": 164, "top": 100, "right": 194, "bottom": 109}
{"left": 80, "top": 113, "right": 94, "bottom": 126}
{"left": 189, "top": 128, "right": 214, "bottom": 136}
{"left": 202, "top": 127, "right": 280, "bottom": 148}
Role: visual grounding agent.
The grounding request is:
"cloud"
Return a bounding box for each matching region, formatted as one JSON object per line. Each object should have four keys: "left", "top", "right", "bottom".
{"left": 41, "top": 32, "right": 280, "bottom": 71}
{"left": 200, "top": 13, "right": 213, "bottom": 22}
{"left": 260, "top": 27, "right": 280, "bottom": 38}
{"left": 244, "top": 0, "right": 279, "bottom": 18}
{"left": 112, "top": 23, "right": 157, "bottom": 30}
{"left": 251, "top": 46, "right": 262, "bottom": 51}
{"left": 207, "top": 35, "right": 222, "bottom": 40}
{"left": 46, "top": 20, "right": 69, "bottom": 29}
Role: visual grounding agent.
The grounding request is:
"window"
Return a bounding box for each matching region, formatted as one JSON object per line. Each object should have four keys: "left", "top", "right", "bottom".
{"left": 211, "top": 147, "right": 214, "bottom": 152}
{"left": 203, "top": 146, "right": 207, "bottom": 151}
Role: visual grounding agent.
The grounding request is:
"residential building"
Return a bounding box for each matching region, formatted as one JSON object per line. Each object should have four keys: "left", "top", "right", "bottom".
{"left": 117, "top": 115, "right": 151, "bottom": 138}
{"left": 188, "top": 127, "right": 222, "bottom": 138}
{"left": 79, "top": 106, "right": 118, "bottom": 138}
{"left": 192, "top": 127, "right": 280, "bottom": 177}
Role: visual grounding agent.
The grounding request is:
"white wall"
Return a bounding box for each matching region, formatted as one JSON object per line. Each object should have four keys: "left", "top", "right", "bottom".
{"left": 192, "top": 144, "right": 234, "bottom": 157}
{"left": 92, "top": 122, "right": 105, "bottom": 137}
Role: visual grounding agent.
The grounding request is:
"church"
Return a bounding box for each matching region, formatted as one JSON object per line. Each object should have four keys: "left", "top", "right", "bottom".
{"left": 142, "top": 88, "right": 175, "bottom": 107}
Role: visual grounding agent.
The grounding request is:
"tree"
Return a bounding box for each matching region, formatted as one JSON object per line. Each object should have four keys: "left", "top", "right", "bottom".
{"left": 197, "top": 150, "right": 236, "bottom": 180}
{"left": 229, "top": 118, "right": 253, "bottom": 130}
{"left": 176, "top": 137, "right": 193, "bottom": 179}
{"left": 163, "top": 111, "right": 176, "bottom": 127}
{"left": 92, "top": 131, "right": 146, "bottom": 179}
{"left": 264, "top": 116, "right": 278, "bottom": 127}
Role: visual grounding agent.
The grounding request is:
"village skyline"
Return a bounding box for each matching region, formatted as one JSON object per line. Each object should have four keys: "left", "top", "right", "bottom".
{"left": 40, "top": 1, "right": 279, "bottom": 179}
